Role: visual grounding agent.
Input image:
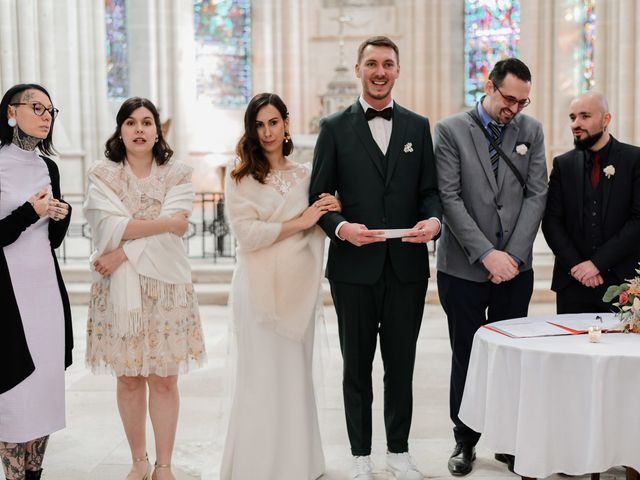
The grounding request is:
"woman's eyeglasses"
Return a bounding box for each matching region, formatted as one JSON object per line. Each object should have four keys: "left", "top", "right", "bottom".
{"left": 11, "top": 102, "right": 59, "bottom": 119}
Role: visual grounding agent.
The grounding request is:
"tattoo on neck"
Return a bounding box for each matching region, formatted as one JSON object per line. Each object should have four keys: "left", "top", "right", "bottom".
{"left": 12, "top": 127, "right": 41, "bottom": 151}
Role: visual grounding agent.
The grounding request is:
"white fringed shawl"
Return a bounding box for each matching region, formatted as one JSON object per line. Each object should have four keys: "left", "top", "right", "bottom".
{"left": 224, "top": 166, "right": 325, "bottom": 341}
{"left": 84, "top": 164, "right": 194, "bottom": 337}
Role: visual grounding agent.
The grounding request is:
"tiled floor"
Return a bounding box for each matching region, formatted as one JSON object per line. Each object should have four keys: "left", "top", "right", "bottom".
{"left": 39, "top": 299, "right": 629, "bottom": 479}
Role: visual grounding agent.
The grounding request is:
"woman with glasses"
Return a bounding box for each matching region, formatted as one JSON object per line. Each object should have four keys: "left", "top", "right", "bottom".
{"left": 0, "top": 83, "right": 72, "bottom": 480}
{"left": 84, "top": 97, "right": 206, "bottom": 480}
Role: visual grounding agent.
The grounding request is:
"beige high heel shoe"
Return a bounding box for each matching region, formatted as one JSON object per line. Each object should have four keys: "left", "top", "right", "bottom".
{"left": 127, "top": 453, "right": 151, "bottom": 480}
{"left": 151, "top": 462, "right": 173, "bottom": 480}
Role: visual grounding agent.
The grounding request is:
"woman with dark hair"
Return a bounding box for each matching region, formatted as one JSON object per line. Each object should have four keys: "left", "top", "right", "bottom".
{"left": 0, "top": 83, "right": 72, "bottom": 480}
{"left": 84, "top": 97, "right": 205, "bottom": 480}
{"left": 220, "top": 93, "right": 339, "bottom": 479}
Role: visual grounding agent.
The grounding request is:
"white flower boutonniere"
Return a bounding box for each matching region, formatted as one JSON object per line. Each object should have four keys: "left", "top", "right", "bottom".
{"left": 515, "top": 144, "right": 528, "bottom": 155}
{"left": 603, "top": 165, "right": 615, "bottom": 179}
{"left": 403, "top": 142, "right": 413, "bottom": 153}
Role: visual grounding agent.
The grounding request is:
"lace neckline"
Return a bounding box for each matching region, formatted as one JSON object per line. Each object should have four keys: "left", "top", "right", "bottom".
{"left": 125, "top": 159, "right": 157, "bottom": 180}
{"left": 265, "top": 163, "right": 308, "bottom": 195}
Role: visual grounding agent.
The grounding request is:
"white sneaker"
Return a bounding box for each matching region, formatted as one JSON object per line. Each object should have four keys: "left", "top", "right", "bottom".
{"left": 351, "top": 455, "right": 374, "bottom": 480}
{"left": 386, "top": 452, "right": 424, "bottom": 480}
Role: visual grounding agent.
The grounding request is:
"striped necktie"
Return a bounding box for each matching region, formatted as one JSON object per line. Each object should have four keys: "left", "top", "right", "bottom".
{"left": 487, "top": 122, "right": 503, "bottom": 178}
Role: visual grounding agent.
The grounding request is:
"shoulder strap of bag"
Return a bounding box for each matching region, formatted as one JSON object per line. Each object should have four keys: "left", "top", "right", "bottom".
{"left": 466, "top": 110, "right": 527, "bottom": 193}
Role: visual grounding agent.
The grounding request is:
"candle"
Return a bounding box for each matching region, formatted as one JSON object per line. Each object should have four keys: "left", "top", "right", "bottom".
{"left": 588, "top": 326, "right": 602, "bottom": 343}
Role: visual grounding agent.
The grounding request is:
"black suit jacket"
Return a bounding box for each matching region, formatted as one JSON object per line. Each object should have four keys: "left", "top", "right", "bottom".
{"left": 309, "top": 100, "right": 442, "bottom": 285}
{"left": 0, "top": 155, "right": 73, "bottom": 394}
{"left": 542, "top": 136, "right": 640, "bottom": 292}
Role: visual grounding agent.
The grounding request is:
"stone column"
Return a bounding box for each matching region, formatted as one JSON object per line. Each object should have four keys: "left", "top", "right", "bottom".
{"left": 595, "top": 0, "right": 640, "bottom": 145}
{"left": 127, "top": 0, "right": 196, "bottom": 163}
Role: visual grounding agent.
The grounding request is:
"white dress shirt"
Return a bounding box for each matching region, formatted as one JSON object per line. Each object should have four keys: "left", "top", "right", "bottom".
{"left": 359, "top": 96, "right": 394, "bottom": 154}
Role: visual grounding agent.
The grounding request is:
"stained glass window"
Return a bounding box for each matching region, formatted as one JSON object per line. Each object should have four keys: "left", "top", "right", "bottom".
{"left": 193, "top": 0, "right": 251, "bottom": 109}
{"left": 105, "top": 0, "right": 129, "bottom": 100}
{"left": 464, "top": 0, "right": 520, "bottom": 106}
{"left": 576, "top": 0, "right": 596, "bottom": 93}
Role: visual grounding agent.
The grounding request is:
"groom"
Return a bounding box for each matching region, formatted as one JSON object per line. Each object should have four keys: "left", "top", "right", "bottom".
{"left": 310, "top": 36, "right": 442, "bottom": 480}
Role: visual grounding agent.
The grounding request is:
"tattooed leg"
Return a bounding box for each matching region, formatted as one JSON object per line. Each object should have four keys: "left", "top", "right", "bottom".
{"left": 0, "top": 441, "right": 26, "bottom": 480}
{"left": 25, "top": 436, "right": 48, "bottom": 472}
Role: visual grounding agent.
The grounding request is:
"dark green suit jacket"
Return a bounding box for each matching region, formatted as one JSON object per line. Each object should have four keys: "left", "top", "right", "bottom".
{"left": 309, "top": 100, "right": 442, "bottom": 285}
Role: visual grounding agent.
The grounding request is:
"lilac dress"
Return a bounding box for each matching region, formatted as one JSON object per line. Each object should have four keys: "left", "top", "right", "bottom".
{"left": 0, "top": 144, "right": 65, "bottom": 443}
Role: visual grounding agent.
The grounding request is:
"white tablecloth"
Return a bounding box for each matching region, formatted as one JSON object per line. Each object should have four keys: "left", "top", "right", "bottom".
{"left": 459, "top": 313, "right": 640, "bottom": 478}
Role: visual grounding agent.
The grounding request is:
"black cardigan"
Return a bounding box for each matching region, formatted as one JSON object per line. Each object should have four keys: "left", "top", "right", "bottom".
{"left": 0, "top": 155, "right": 73, "bottom": 394}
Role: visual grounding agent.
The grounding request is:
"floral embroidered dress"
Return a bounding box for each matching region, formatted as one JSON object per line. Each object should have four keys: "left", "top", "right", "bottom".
{"left": 85, "top": 160, "right": 206, "bottom": 377}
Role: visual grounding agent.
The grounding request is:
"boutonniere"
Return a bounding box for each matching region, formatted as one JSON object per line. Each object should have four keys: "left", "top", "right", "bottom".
{"left": 403, "top": 142, "right": 413, "bottom": 153}
{"left": 515, "top": 143, "right": 528, "bottom": 155}
{"left": 603, "top": 165, "right": 615, "bottom": 179}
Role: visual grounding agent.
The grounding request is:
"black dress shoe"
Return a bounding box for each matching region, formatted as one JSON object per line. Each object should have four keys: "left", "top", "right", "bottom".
{"left": 448, "top": 443, "right": 476, "bottom": 476}
{"left": 494, "top": 453, "right": 515, "bottom": 473}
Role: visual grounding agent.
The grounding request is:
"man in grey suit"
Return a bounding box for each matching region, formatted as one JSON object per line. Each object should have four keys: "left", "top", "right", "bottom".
{"left": 434, "top": 58, "right": 548, "bottom": 475}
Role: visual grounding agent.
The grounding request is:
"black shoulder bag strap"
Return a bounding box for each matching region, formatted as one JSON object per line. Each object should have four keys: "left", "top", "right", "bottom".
{"left": 466, "top": 110, "right": 527, "bottom": 193}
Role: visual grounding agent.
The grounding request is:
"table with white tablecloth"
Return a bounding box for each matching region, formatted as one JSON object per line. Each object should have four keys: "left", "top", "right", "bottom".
{"left": 459, "top": 313, "right": 640, "bottom": 478}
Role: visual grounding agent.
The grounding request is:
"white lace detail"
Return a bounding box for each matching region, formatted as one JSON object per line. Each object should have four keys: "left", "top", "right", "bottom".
{"left": 89, "top": 159, "right": 193, "bottom": 218}
{"left": 265, "top": 163, "right": 309, "bottom": 196}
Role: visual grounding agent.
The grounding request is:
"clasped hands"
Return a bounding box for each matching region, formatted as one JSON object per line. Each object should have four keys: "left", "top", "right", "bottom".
{"left": 483, "top": 250, "right": 519, "bottom": 284}
{"left": 29, "top": 187, "right": 69, "bottom": 221}
{"left": 339, "top": 218, "right": 440, "bottom": 247}
{"left": 571, "top": 260, "right": 603, "bottom": 288}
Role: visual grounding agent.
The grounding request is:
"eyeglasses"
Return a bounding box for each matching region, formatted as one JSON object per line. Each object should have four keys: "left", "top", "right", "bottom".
{"left": 492, "top": 83, "right": 531, "bottom": 109}
{"left": 11, "top": 102, "right": 59, "bottom": 119}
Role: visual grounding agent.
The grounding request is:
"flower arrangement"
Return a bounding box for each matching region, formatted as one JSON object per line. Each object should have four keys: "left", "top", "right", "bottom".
{"left": 603, "top": 266, "right": 640, "bottom": 333}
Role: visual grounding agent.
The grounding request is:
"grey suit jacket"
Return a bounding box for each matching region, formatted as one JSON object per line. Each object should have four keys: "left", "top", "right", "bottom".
{"left": 434, "top": 109, "right": 548, "bottom": 282}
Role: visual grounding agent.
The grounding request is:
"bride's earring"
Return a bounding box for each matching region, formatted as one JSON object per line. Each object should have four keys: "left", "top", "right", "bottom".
{"left": 284, "top": 131, "right": 291, "bottom": 144}
{"left": 8, "top": 118, "right": 16, "bottom": 127}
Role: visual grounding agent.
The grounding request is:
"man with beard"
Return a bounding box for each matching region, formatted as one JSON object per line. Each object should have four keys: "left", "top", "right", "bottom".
{"left": 310, "top": 36, "right": 442, "bottom": 480}
{"left": 542, "top": 92, "right": 640, "bottom": 313}
{"left": 434, "top": 58, "right": 548, "bottom": 475}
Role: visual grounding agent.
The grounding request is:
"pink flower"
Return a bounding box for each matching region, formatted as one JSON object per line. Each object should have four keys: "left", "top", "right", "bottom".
{"left": 620, "top": 291, "right": 630, "bottom": 305}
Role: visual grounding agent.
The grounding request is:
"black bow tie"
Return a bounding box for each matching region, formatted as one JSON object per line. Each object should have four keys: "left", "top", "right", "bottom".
{"left": 365, "top": 107, "right": 393, "bottom": 121}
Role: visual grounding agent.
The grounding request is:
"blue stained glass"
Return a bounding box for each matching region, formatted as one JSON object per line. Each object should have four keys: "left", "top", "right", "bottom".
{"left": 105, "top": 0, "right": 129, "bottom": 99}
{"left": 577, "top": 0, "right": 596, "bottom": 93}
{"left": 464, "top": 0, "right": 520, "bottom": 106}
{"left": 193, "top": 0, "right": 251, "bottom": 108}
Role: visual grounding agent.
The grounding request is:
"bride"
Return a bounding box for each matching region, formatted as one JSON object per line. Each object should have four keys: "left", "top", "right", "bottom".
{"left": 220, "top": 93, "right": 340, "bottom": 479}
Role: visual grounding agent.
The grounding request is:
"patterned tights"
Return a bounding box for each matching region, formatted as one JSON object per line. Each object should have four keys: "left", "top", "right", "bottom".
{"left": 0, "top": 436, "right": 48, "bottom": 480}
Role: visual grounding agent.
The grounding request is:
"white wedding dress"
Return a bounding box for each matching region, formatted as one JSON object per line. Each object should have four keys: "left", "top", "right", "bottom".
{"left": 220, "top": 164, "right": 325, "bottom": 480}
